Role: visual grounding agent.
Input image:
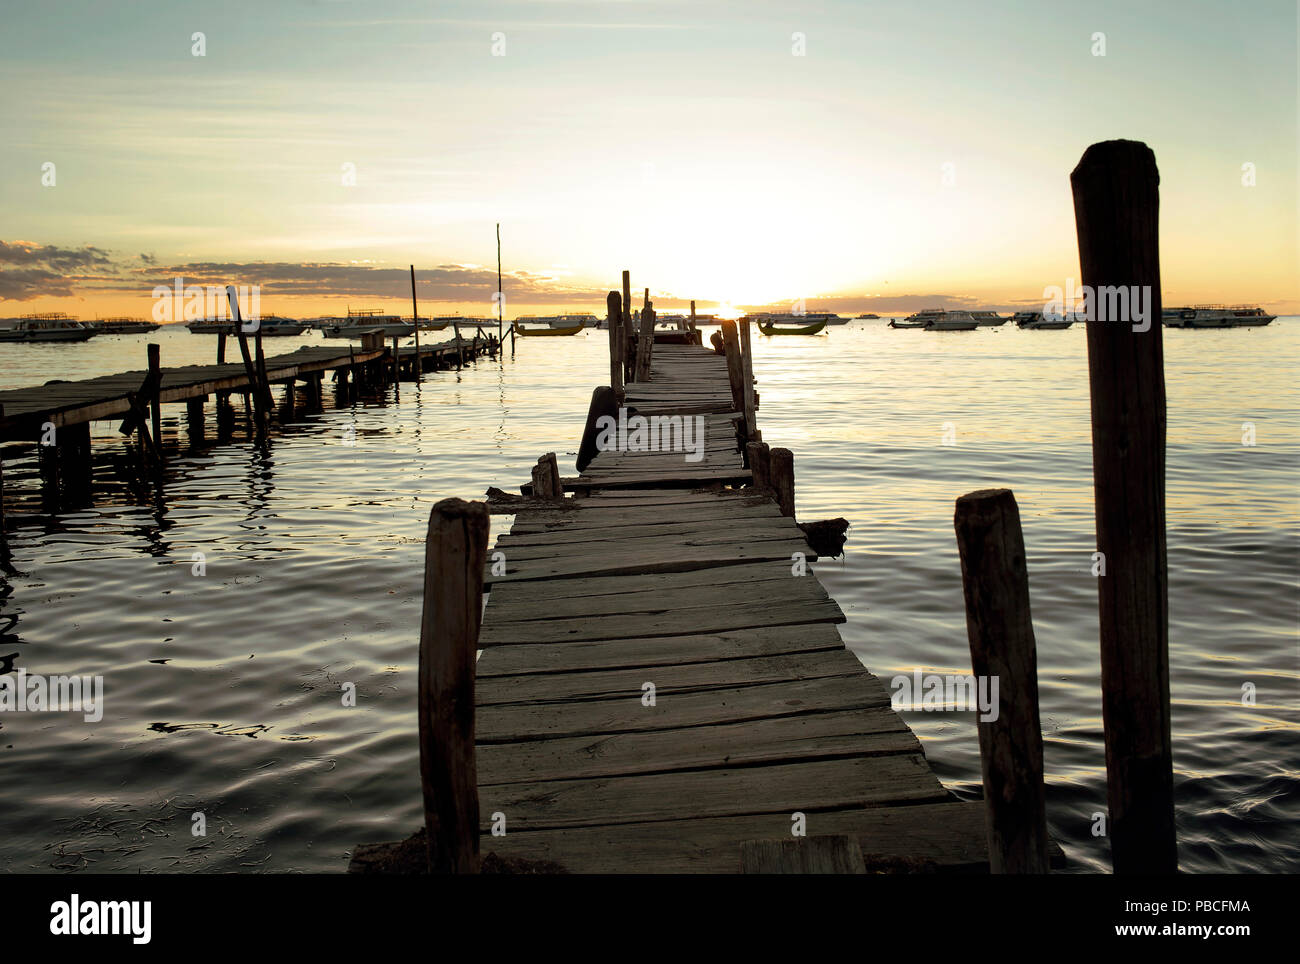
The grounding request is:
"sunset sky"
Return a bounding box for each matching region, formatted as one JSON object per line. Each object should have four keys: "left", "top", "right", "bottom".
{"left": 1, "top": 0, "right": 1296, "bottom": 318}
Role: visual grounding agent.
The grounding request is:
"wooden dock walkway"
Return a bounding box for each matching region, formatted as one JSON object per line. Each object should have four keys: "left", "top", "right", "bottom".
{"left": 353, "top": 300, "right": 1065, "bottom": 874}
{"left": 0, "top": 337, "right": 487, "bottom": 438}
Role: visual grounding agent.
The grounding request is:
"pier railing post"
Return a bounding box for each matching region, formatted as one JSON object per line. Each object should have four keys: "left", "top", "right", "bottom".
{"left": 418, "top": 497, "right": 489, "bottom": 873}
{"left": 607, "top": 291, "right": 624, "bottom": 400}
{"left": 1071, "top": 139, "right": 1175, "bottom": 874}
{"left": 953, "top": 488, "right": 1050, "bottom": 874}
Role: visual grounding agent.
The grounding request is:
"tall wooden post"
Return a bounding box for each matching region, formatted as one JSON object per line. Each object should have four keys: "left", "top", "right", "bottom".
{"left": 689, "top": 300, "right": 696, "bottom": 329}
{"left": 145, "top": 344, "right": 162, "bottom": 450}
{"left": 391, "top": 335, "right": 401, "bottom": 389}
{"left": 721, "top": 320, "right": 745, "bottom": 416}
{"left": 496, "top": 223, "right": 506, "bottom": 349}
{"left": 745, "top": 441, "right": 771, "bottom": 488}
{"left": 607, "top": 291, "right": 624, "bottom": 400}
{"left": 410, "top": 264, "right": 421, "bottom": 381}
{"left": 621, "top": 270, "right": 632, "bottom": 381}
{"left": 216, "top": 331, "right": 227, "bottom": 365}
{"left": 1071, "top": 139, "right": 1174, "bottom": 874}
{"left": 0, "top": 404, "right": 7, "bottom": 563}
{"left": 418, "top": 498, "right": 488, "bottom": 873}
{"left": 739, "top": 318, "right": 756, "bottom": 442}
{"left": 954, "top": 488, "right": 1050, "bottom": 874}
{"left": 634, "top": 294, "right": 656, "bottom": 382}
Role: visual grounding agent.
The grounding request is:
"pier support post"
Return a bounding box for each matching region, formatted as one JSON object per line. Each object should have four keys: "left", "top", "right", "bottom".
{"left": 216, "top": 331, "right": 227, "bottom": 365}
{"left": 739, "top": 318, "right": 757, "bottom": 442}
{"left": 0, "top": 406, "right": 6, "bottom": 561}
{"left": 721, "top": 320, "right": 745, "bottom": 420}
{"left": 531, "top": 452, "right": 563, "bottom": 500}
{"left": 607, "top": 291, "right": 624, "bottom": 400}
{"left": 1071, "top": 139, "right": 1174, "bottom": 875}
{"left": 745, "top": 441, "right": 771, "bottom": 488}
{"left": 147, "top": 344, "right": 162, "bottom": 447}
{"left": 770, "top": 447, "right": 795, "bottom": 517}
{"left": 953, "top": 488, "right": 1050, "bottom": 874}
{"left": 621, "top": 270, "right": 633, "bottom": 382}
{"left": 418, "top": 498, "right": 489, "bottom": 873}
{"left": 578, "top": 386, "right": 618, "bottom": 473}
{"left": 633, "top": 292, "right": 655, "bottom": 383}
{"left": 186, "top": 397, "right": 206, "bottom": 445}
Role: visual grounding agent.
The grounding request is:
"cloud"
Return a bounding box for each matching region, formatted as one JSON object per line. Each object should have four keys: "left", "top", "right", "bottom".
{"left": 0, "top": 240, "right": 609, "bottom": 307}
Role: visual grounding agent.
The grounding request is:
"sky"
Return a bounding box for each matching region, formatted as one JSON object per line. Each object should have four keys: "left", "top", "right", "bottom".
{"left": 0, "top": 0, "right": 1296, "bottom": 319}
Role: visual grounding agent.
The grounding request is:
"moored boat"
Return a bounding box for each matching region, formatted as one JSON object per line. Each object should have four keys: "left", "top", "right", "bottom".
{"left": 0, "top": 313, "right": 97, "bottom": 343}
{"left": 512, "top": 317, "right": 584, "bottom": 336}
{"left": 88, "top": 317, "right": 159, "bottom": 334}
{"left": 1013, "top": 309, "right": 1074, "bottom": 330}
{"left": 1162, "top": 305, "right": 1275, "bottom": 328}
{"left": 321, "top": 308, "right": 411, "bottom": 338}
{"left": 187, "top": 314, "right": 307, "bottom": 335}
{"left": 749, "top": 312, "right": 838, "bottom": 335}
{"left": 971, "top": 311, "right": 1008, "bottom": 326}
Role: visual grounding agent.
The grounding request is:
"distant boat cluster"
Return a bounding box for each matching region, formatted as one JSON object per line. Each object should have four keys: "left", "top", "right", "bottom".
{"left": 0, "top": 303, "right": 1278, "bottom": 344}
{"left": 887, "top": 305, "right": 1277, "bottom": 331}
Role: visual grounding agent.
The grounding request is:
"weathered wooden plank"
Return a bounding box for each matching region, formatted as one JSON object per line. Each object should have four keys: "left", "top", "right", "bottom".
{"left": 484, "top": 567, "right": 830, "bottom": 623}
{"left": 480, "top": 595, "right": 843, "bottom": 645}
{"left": 475, "top": 623, "right": 848, "bottom": 677}
{"left": 478, "top": 648, "right": 865, "bottom": 704}
{"left": 491, "top": 522, "right": 802, "bottom": 560}
{"left": 478, "top": 754, "right": 947, "bottom": 830}
{"left": 477, "top": 672, "right": 893, "bottom": 743}
{"left": 485, "top": 560, "right": 809, "bottom": 605}
{"left": 740, "top": 835, "right": 866, "bottom": 874}
{"left": 472, "top": 801, "right": 1066, "bottom": 874}
{"left": 477, "top": 705, "right": 917, "bottom": 785}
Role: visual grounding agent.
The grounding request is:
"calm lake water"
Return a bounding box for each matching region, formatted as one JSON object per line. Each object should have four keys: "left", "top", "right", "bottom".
{"left": 1, "top": 321, "right": 1296, "bottom": 873}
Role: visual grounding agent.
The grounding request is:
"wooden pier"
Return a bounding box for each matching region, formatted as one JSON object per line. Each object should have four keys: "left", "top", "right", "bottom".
{"left": 0, "top": 333, "right": 497, "bottom": 507}
{"left": 352, "top": 289, "right": 1065, "bottom": 874}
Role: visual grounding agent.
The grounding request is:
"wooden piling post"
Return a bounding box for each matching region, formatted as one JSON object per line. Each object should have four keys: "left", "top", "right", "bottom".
{"left": 621, "top": 270, "right": 632, "bottom": 381}
{"left": 227, "top": 288, "right": 268, "bottom": 440}
{"left": 633, "top": 291, "right": 655, "bottom": 382}
{"left": 531, "top": 452, "right": 563, "bottom": 500}
{"left": 953, "top": 488, "right": 1050, "bottom": 874}
{"left": 770, "top": 447, "right": 795, "bottom": 517}
{"left": 689, "top": 300, "right": 696, "bottom": 330}
{"left": 1071, "top": 139, "right": 1174, "bottom": 874}
{"left": 410, "top": 264, "right": 421, "bottom": 381}
{"left": 739, "top": 318, "right": 757, "bottom": 442}
{"left": 0, "top": 406, "right": 6, "bottom": 562}
{"left": 391, "top": 335, "right": 401, "bottom": 388}
{"left": 418, "top": 497, "right": 489, "bottom": 873}
{"left": 578, "top": 386, "right": 618, "bottom": 473}
{"left": 216, "top": 331, "right": 227, "bottom": 365}
{"left": 607, "top": 291, "right": 624, "bottom": 399}
{"left": 186, "top": 397, "right": 205, "bottom": 444}
{"left": 720, "top": 320, "right": 745, "bottom": 415}
{"left": 745, "top": 441, "right": 771, "bottom": 488}
{"left": 147, "top": 344, "right": 162, "bottom": 447}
